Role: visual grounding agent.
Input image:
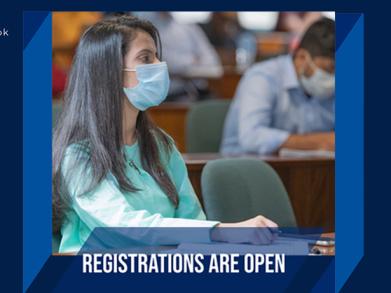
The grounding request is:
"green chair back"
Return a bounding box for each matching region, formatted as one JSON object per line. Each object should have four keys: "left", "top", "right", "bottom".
{"left": 201, "top": 158, "right": 297, "bottom": 227}
{"left": 186, "top": 100, "right": 231, "bottom": 153}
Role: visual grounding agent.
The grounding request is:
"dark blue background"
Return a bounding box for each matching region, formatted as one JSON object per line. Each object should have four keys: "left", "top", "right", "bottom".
{"left": 1, "top": 1, "right": 384, "bottom": 292}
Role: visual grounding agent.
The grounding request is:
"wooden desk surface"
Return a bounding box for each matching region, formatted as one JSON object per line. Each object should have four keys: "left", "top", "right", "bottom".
{"left": 147, "top": 102, "right": 191, "bottom": 152}
{"left": 183, "top": 153, "right": 334, "bottom": 167}
{"left": 207, "top": 70, "right": 242, "bottom": 99}
{"left": 256, "top": 32, "right": 292, "bottom": 59}
{"left": 183, "top": 153, "right": 335, "bottom": 232}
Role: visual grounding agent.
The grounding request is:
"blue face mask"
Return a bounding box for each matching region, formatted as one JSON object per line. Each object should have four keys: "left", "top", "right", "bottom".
{"left": 123, "top": 62, "right": 170, "bottom": 111}
{"left": 300, "top": 67, "right": 335, "bottom": 100}
{"left": 299, "top": 58, "right": 335, "bottom": 100}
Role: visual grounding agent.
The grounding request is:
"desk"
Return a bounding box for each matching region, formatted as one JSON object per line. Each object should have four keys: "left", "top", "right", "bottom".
{"left": 183, "top": 153, "right": 335, "bottom": 232}
{"left": 147, "top": 102, "right": 191, "bottom": 152}
{"left": 256, "top": 32, "right": 292, "bottom": 59}
{"left": 207, "top": 69, "right": 242, "bottom": 99}
{"left": 170, "top": 65, "right": 242, "bottom": 100}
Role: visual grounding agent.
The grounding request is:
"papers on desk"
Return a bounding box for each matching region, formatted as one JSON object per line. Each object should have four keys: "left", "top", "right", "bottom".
{"left": 279, "top": 148, "right": 335, "bottom": 158}
{"left": 175, "top": 237, "right": 310, "bottom": 255}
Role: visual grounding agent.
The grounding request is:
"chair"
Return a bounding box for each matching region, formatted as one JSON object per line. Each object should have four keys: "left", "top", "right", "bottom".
{"left": 186, "top": 100, "right": 231, "bottom": 153}
{"left": 201, "top": 158, "right": 297, "bottom": 227}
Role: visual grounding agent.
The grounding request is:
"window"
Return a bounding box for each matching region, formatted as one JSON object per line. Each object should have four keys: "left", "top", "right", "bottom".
{"left": 238, "top": 12, "right": 279, "bottom": 31}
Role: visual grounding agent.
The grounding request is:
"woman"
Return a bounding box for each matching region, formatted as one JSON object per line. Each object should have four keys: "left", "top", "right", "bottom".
{"left": 52, "top": 15, "right": 278, "bottom": 253}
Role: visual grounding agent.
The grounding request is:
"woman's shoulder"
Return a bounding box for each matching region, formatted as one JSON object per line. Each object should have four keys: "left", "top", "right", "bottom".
{"left": 152, "top": 128, "right": 181, "bottom": 163}
{"left": 152, "top": 127, "right": 173, "bottom": 148}
{"left": 62, "top": 141, "right": 91, "bottom": 170}
{"left": 65, "top": 141, "right": 91, "bottom": 155}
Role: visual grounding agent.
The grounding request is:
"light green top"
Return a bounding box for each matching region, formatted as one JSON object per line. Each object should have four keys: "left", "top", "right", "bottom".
{"left": 59, "top": 140, "right": 219, "bottom": 253}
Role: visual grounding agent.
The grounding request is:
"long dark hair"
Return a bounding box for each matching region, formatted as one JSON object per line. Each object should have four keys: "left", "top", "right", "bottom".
{"left": 52, "top": 16, "right": 179, "bottom": 234}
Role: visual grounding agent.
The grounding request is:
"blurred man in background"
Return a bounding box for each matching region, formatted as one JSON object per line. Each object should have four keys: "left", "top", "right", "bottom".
{"left": 221, "top": 18, "right": 335, "bottom": 155}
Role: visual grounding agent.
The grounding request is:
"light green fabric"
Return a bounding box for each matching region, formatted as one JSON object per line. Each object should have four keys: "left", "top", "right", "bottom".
{"left": 58, "top": 140, "right": 219, "bottom": 253}
{"left": 186, "top": 100, "right": 231, "bottom": 153}
{"left": 201, "top": 158, "right": 297, "bottom": 227}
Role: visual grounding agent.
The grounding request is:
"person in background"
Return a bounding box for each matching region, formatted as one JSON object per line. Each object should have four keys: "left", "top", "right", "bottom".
{"left": 201, "top": 12, "right": 257, "bottom": 68}
{"left": 52, "top": 12, "right": 102, "bottom": 70}
{"left": 131, "top": 12, "right": 222, "bottom": 101}
{"left": 221, "top": 18, "right": 335, "bottom": 155}
{"left": 52, "top": 16, "right": 278, "bottom": 253}
{"left": 201, "top": 12, "right": 243, "bottom": 50}
{"left": 275, "top": 12, "right": 323, "bottom": 34}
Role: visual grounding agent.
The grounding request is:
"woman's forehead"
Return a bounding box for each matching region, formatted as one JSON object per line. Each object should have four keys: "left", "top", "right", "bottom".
{"left": 127, "top": 31, "right": 156, "bottom": 55}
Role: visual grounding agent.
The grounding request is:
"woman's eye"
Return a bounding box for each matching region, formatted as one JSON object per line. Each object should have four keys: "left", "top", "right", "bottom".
{"left": 140, "top": 55, "right": 152, "bottom": 63}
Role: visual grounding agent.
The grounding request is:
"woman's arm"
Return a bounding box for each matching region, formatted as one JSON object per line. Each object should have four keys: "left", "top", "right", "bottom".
{"left": 61, "top": 146, "right": 219, "bottom": 246}
{"left": 167, "top": 145, "right": 211, "bottom": 221}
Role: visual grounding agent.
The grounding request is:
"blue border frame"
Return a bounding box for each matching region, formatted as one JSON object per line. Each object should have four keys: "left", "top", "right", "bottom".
{"left": 335, "top": 14, "right": 364, "bottom": 292}
{"left": 23, "top": 11, "right": 52, "bottom": 292}
{"left": 23, "top": 11, "right": 364, "bottom": 292}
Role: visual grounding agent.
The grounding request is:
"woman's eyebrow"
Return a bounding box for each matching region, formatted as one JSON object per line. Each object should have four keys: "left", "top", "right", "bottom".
{"left": 135, "top": 48, "right": 156, "bottom": 56}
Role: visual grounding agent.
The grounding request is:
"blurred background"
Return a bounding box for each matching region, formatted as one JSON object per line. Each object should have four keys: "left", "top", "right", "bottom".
{"left": 52, "top": 11, "right": 334, "bottom": 152}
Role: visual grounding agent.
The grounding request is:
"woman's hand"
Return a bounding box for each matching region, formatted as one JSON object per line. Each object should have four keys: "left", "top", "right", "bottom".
{"left": 211, "top": 215, "right": 279, "bottom": 245}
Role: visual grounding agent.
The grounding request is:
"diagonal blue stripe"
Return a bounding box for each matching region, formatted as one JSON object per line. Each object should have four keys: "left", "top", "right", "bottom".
{"left": 336, "top": 13, "right": 361, "bottom": 51}
{"left": 27, "top": 256, "right": 75, "bottom": 292}
{"left": 285, "top": 257, "right": 333, "bottom": 292}
{"left": 23, "top": 11, "right": 49, "bottom": 50}
{"left": 311, "top": 258, "right": 335, "bottom": 293}
{"left": 335, "top": 14, "right": 364, "bottom": 292}
{"left": 23, "top": 12, "right": 52, "bottom": 292}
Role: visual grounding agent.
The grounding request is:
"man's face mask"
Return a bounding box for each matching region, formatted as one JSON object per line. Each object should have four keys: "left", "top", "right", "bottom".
{"left": 300, "top": 58, "right": 335, "bottom": 100}
{"left": 123, "top": 62, "right": 170, "bottom": 111}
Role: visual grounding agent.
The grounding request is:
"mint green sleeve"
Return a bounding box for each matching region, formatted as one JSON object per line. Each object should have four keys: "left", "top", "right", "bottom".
{"left": 61, "top": 146, "right": 219, "bottom": 243}
{"left": 166, "top": 145, "right": 219, "bottom": 224}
